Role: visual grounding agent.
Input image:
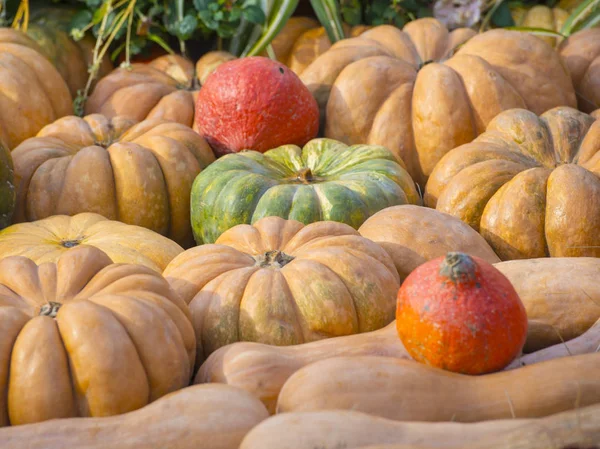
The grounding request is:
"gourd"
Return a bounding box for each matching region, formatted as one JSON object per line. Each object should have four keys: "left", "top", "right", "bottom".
{"left": 0, "top": 384, "right": 268, "bottom": 449}
{"left": 510, "top": 5, "right": 569, "bottom": 47}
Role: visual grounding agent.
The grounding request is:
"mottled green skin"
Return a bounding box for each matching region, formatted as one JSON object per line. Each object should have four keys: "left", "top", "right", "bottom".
{"left": 191, "top": 138, "right": 421, "bottom": 244}
{"left": 0, "top": 142, "right": 15, "bottom": 230}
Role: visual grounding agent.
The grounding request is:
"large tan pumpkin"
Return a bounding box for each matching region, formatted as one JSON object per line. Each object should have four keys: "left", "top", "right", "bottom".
{"left": 358, "top": 205, "right": 499, "bottom": 279}
{"left": 86, "top": 55, "right": 200, "bottom": 127}
{"left": 164, "top": 216, "right": 400, "bottom": 365}
{"left": 0, "top": 245, "right": 195, "bottom": 426}
{"left": 559, "top": 28, "right": 600, "bottom": 113}
{"left": 0, "top": 212, "right": 183, "bottom": 272}
{"left": 425, "top": 107, "right": 600, "bottom": 260}
{"left": 300, "top": 18, "right": 576, "bottom": 185}
{"left": 0, "top": 29, "right": 72, "bottom": 149}
{"left": 10, "top": 114, "right": 215, "bottom": 247}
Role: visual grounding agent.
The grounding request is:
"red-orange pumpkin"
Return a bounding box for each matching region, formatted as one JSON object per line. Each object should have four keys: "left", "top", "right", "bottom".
{"left": 396, "top": 252, "right": 528, "bottom": 374}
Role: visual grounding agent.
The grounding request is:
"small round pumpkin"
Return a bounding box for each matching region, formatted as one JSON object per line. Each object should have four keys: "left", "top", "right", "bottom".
{"left": 0, "top": 213, "right": 183, "bottom": 272}
{"left": 164, "top": 216, "right": 400, "bottom": 364}
{"left": 11, "top": 114, "right": 215, "bottom": 247}
{"left": 425, "top": 107, "right": 600, "bottom": 260}
{"left": 510, "top": 5, "right": 569, "bottom": 47}
{"left": 0, "top": 245, "right": 195, "bottom": 426}
{"left": 190, "top": 138, "right": 420, "bottom": 244}
{"left": 396, "top": 252, "right": 528, "bottom": 374}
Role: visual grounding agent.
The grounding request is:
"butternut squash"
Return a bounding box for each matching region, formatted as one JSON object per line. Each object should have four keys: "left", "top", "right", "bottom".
{"left": 0, "top": 384, "right": 269, "bottom": 449}
{"left": 277, "top": 353, "right": 600, "bottom": 421}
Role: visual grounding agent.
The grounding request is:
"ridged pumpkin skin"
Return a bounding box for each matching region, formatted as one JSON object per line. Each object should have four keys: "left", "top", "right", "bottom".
{"left": 301, "top": 18, "right": 576, "bottom": 185}
{"left": 86, "top": 55, "right": 199, "bottom": 127}
{"left": 396, "top": 253, "right": 527, "bottom": 374}
{"left": 426, "top": 107, "right": 600, "bottom": 260}
{"left": 559, "top": 28, "right": 600, "bottom": 113}
{"left": 0, "top": 245, "right": 195, "bottom": 426}
{"left": 0, "top": 141, "right": 15, "bottom": 229}
{"left": 0, "top": 29, "right": 72, "bottom": 149}
{"left": 164, "top": 216, "right": 400, "bottom": 365}
{"left": 510, "top": 5, "right": 569, "bottom": 47}
{"left": 11, "top": 114, "right": 215, "bottom": 247}
{"left": 190, "top": 138, "right": 420, "bottom": 244}
{"left": 0, "top": 213, "right": 183, "bottom": 273}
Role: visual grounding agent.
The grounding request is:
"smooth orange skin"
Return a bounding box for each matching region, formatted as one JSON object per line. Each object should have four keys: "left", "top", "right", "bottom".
{"left": 396, "top": 253, "right": 527, "bottom": 374}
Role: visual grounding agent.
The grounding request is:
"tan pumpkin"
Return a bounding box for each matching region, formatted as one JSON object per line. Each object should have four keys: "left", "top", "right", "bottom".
{"left": 164, "top": 216, "right": 400, "bottom": 365}
{"left": 10, "top": 114, "right": 215, "bottom": 247}
{"left": 277, "top": 353, "right": 600, "bottom": 421}
{"left": 559, "top": 28, "right": 600, "bottom": 113}
{"left": 0, "top": 29, "right": 72, "bottom": 149}
{"left": 425, "top": 107, "right": 600, "bottom": 260}
{"left": 240, "top": 404, "right": 600, "bottom": 449}
{"left": 358, "top": 205, "right": 500, "bottom": 280}
{"left": 0, "top": 384, "right": 268, "bottom": 449}
{"left": 300, "top": 18, "right": 576, "bottom": 185}
{"left": 0, "top": 245, "right": 195, "bottom": 426}
{"left": 0, "top": 212, "right": 183, "bottom": 272}
{"left": 510, "top": 5, "right": 569, "bottom": 47}
{"left": 85, "top": 55, "right": 200, "bottom": 127}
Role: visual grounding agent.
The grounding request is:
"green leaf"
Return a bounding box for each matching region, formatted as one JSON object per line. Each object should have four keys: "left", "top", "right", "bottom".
{"left": 91, "top": 1, "right": 110, "bottom": 26}
{"left": 243, "top": 4, "right": 266, "bottom": 24}
{"left": 176, "top": 14, "right": 198, "bottom": 40}
{"left": 198, "top": 10, "right": 219, "bottom": 30}
{"left": 491, "top": 1, "right": 515, "bottom": 27}
{"left": 417, "top": 6, "right": 432, "bottom": 17}
{"left": 243, "top": 0, "right": 300, "bottom": 56}
{"left": 310, "top": 0, "right": 345, "bottom": 43}
{"left": 69, "top": 10, "right": 93, "bottom": 32}
{"left": 193, "top": 0, "right": 209, "bottom": 9}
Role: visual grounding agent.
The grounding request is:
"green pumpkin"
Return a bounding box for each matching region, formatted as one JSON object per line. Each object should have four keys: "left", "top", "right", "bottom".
{"left": 191, "top": 138, "right": 421, "bottom": 244}
{"left": 0, "top": 141, "right": 15, "bottom": 229}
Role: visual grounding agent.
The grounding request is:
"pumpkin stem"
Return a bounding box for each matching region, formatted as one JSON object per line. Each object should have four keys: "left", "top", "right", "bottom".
{"left": 39, "top": 301, "right": 62, "bottom": 318}
{"left": 61, "top": 239, "right": 81, "bottom": 248}
{"left": 439, "top": 252, "right": 477, "bottom": 284}
{"left": 255, "top": 250, "right": 295, "bottom": 268}
{"left": 296, "top": 168, "right": 313, "bottom": 184}
{"left": 418, "top": 59, "right": 435, "bottom": 70}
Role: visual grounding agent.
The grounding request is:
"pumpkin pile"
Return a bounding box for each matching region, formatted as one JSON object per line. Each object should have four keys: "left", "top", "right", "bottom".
{"left": 0, "top": 9, "right": 599, "bottom": 449}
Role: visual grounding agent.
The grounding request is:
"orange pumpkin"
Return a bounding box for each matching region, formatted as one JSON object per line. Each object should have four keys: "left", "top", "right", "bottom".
{"left": 396, "top": 252, "right": 528, "bottom": 374}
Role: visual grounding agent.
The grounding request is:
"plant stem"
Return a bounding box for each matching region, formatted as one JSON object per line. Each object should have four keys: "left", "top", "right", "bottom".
{"left": 176, "top": 0, "right": 186, "bottom": 55}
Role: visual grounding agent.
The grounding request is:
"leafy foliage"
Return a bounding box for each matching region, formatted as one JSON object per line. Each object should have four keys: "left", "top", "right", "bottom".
{"left": 340, "top": 0, "right": 433, "bottom": 28}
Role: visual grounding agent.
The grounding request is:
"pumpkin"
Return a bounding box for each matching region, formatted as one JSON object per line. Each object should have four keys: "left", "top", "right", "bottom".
{"left": 196, "top": 321, "right": 408, "bottom": 413}
{"left": 358, "top": 205, "right": 500, "bottom": 280}
{"left": 190, "top": 138, "right": 420, "bottom": 244}
{"left": 85, "top": 55, "right": 200, "bottom": 127}
{"left": 559, "top": 28, "right": 600, "bottom": 113}
{"left": 10, "top": 114, "right": 215, "bottom": 247}
{"left": 425, "top": 107, "right": 600, "bottom": 260}
{"left": 240, "top": 404, "right": 600, "bottom": 449}
{"left": 164, "top": 216, "right": 400, "bottom": 365}
{"left": 494, "top": 257, "right": 600, "bottom": 353}
{"left": 510, "top": 5, "right": 569, "bottom": 47}
{"left": 396, "top": 252, "right": 527, "bottom": 374}
{"left": 196, "top": 51, "right": 237, "bottom": 85}
{"left": 0, "top": 29, "right": 72, "bottom": 149}
{"left": 0, "top": 384, "right": 268, "bottom": 449}
{"left": 26, "top": 7, "right": 113, "bottom": 97}
{"left": 277, "top": 353, "right": 600, "bottom": 421}
{"left": 300, "top": 18, "right": 576, "bottom": 185}
{"left": 0, "top": 212, "right": 183, "bottom": 273}
{"left": 0, "top": 245, "right": 195, "bottom": 426}
{"left": 0, "top": 141, "right": 15, "bottom": 230}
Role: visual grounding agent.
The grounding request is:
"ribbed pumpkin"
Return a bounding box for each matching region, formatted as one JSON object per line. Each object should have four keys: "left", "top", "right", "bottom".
{"left": 0, "top": 29, "right": 72, "bottom": 149}
{"left": 85, "top": 55, "right": 199, "bottom": 127}
{"left": 190, "top": 138, "right": 420, "bottom": 244}
{"left": 300, "top": 18, "right": 576, "bottom": 185}
{"left": 0, "top": 141, "right": 15, "bottom": 230}
{"left": 11, "top": 114, "right": 215, "bottom": 247}
{"left": 164, "top": 216, "right": 400, "bottom": 364}
{"left": 426, "top": 107, "right": 600, "bottom": 260}
{"left": 559, "top": 28, "right": 600, "bottom": 113}
{"left": 510, "top": 5, "right": 569, "bottom": 47}
{"left": 0, "top": 213, "right": 183, "bottom": 272}
{"left": 0, "top": 245, "right": 195, "bottom": 426}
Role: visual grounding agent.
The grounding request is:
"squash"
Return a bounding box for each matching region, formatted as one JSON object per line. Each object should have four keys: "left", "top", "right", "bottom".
{"left": 0, "top": 384, "right": 268, "bottom": 448}
{"left": 196, "top": 321, "right": 408, "bottom": 413}
{"left": 164, "top": 216, "right": 400, "bottom": 365}
{"left": 0, "top": 212, "right": 183, "bottom": 273}
{"left": 0, "top": 29, "right": 72, "bottom": 149}
{"left": 425, "top": 107, "right": 600, "bottom": 260}
{"left": 10, "top": 114, "right": 215, "bottom": 247}
{"left": 276, "top": 353, "right": 600, "bottom": 421}
{"left": 0, "top": 140, "right": 15, "bottom": 230}
{"left": 559, "top": 28, "right": 600, "bottom": 113}
{"left": 0, "top": 245, "right": 195, "bottom": 426}
{"left": 85, "top": 55, "right": 200, "bottom": 127}
{"left": 240, "top": 404, "right": 600, "bottom": 449}
{"left": 493, "top": 257, "right": 600, "bottom": 352}
{"left": 190, "top": 138, "right": 420, "bottom": 244}
{"left": 26, "top": 7, "right": 113, "bottom": 98}
{"left": 510, "top": 5, "right": 569, "bottom": 47}
{"left": 196, "top": 51, "right": 237, "bottom": 85}
{"left": 396, "top": 252, "right": 527, "bottom": 374}
{"left": 358, "top": 205, "right": 500, "bottom": 280}
{"left": 300, "top": 18, "right": 576, "bottom": 185}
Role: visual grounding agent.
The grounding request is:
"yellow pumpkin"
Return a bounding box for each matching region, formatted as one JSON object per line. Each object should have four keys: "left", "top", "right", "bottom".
{"left": 510, "top": 5, "right": 569, "bottom": 47}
